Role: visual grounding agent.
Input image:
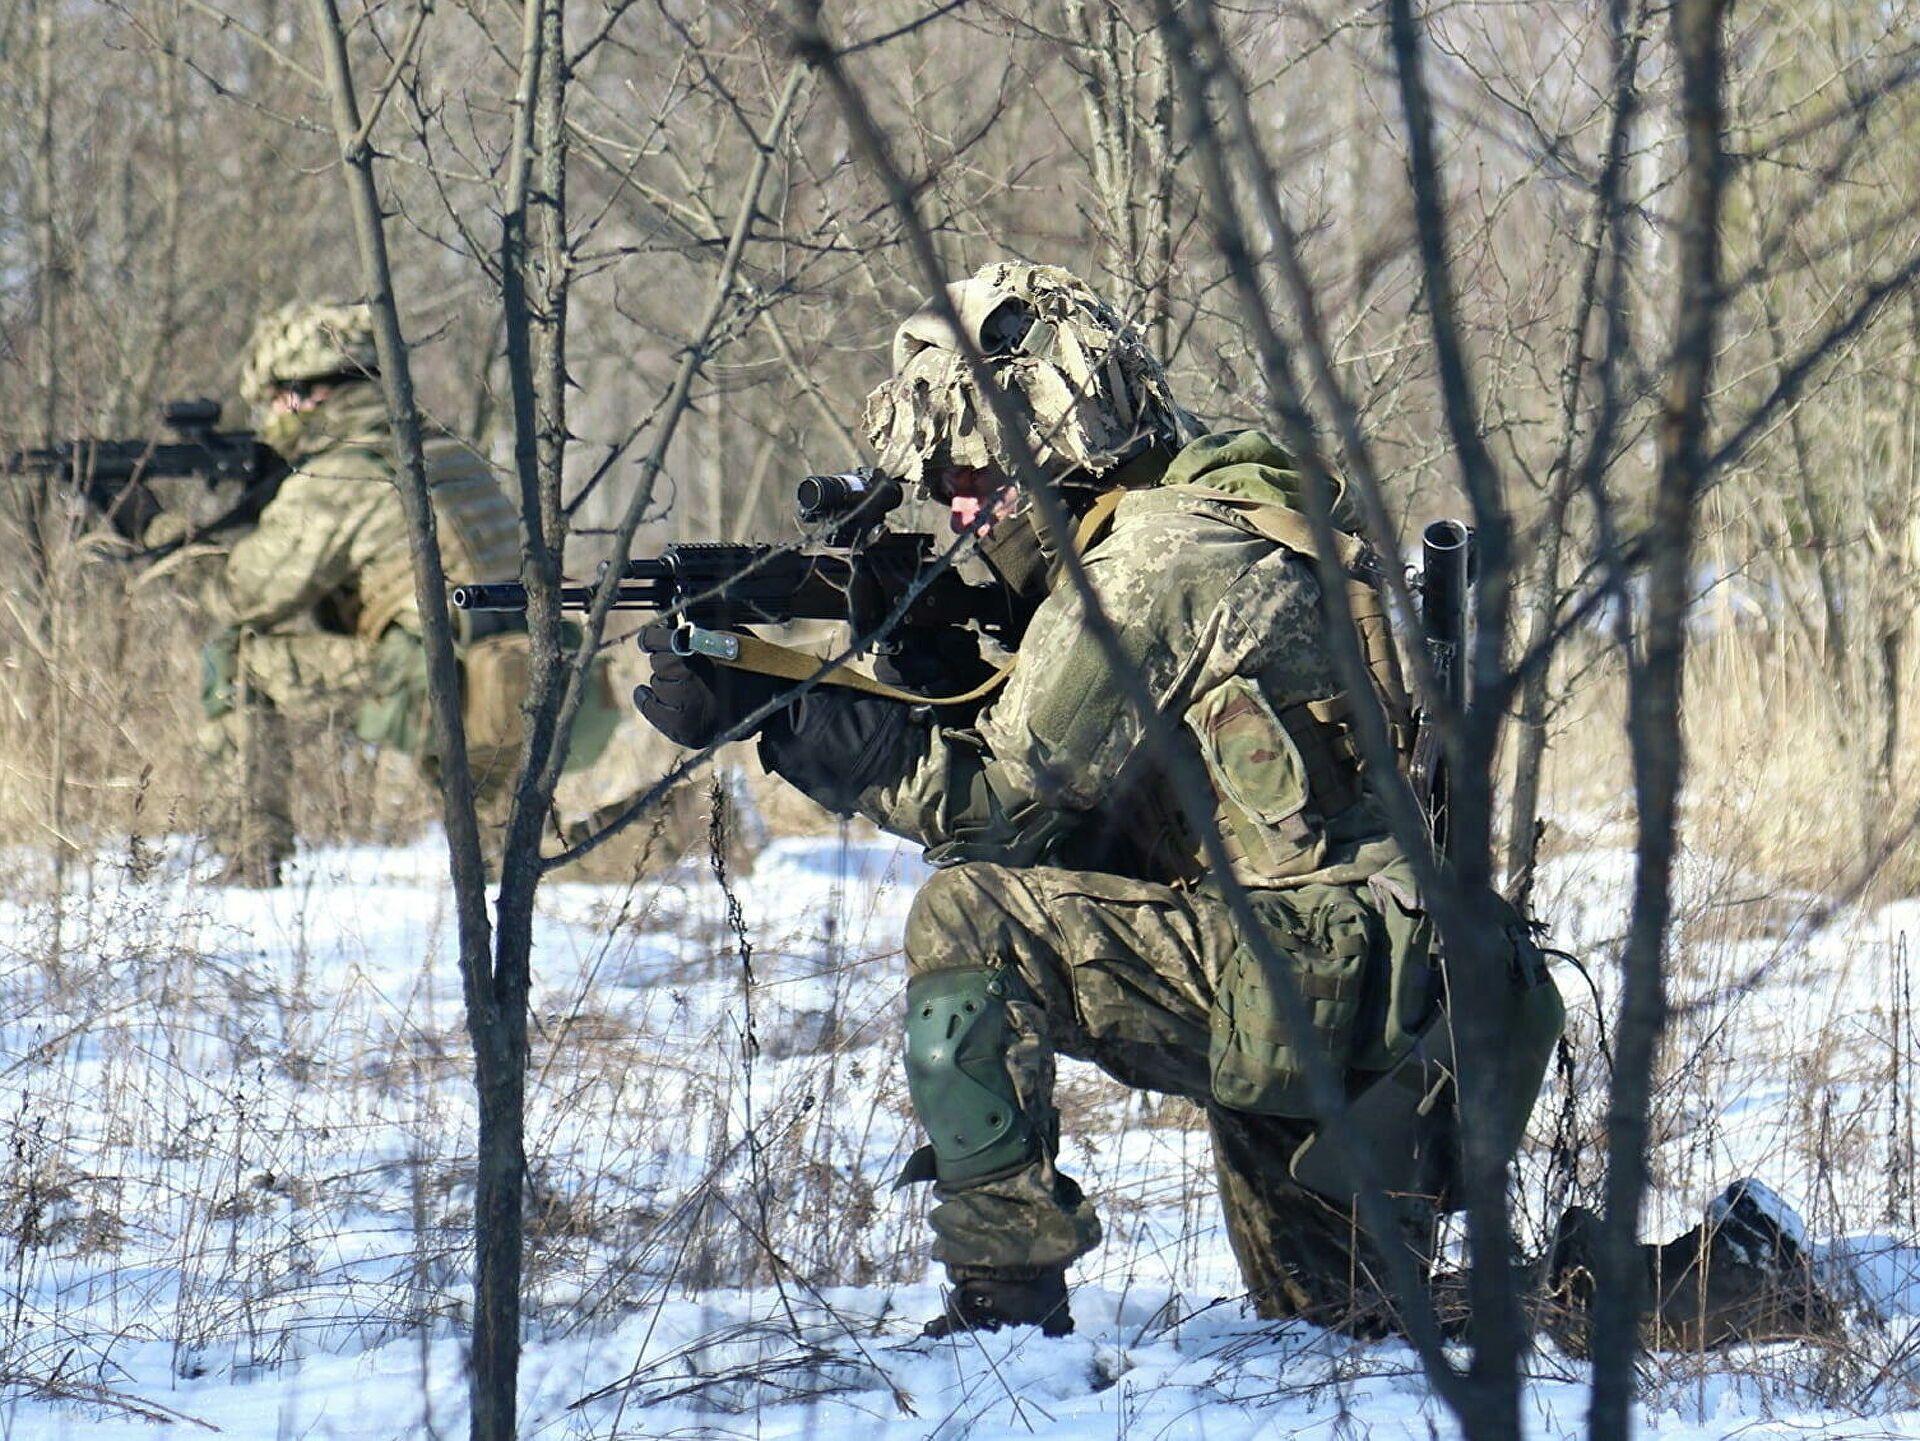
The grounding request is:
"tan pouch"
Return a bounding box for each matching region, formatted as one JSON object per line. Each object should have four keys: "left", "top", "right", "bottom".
{"left": 461, "top": 629, "right": 618, "bottom": 780}
{"left": 1186, "top": 676, "right": 1328, "bottom": 882}
{"left": 459, "top": 630, "right": 530, "bottom": 791}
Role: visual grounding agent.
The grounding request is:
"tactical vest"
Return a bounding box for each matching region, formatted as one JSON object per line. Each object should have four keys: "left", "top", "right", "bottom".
{"left": 358, "top": 435, "right": 521, "bottom": 643}
{"left": 1194, "top": 490, "right": 1411, "bottom": 886}
{"left": 1101, "top": 486, "right": 1413, "bottom": 890}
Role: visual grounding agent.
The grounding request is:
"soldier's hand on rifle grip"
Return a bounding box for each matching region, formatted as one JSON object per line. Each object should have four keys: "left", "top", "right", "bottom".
{"left": 873, "top": 624, "right": 992, "bottom": 696}
{"left": 632, "top": 621, "right": 783, "bottom": 749}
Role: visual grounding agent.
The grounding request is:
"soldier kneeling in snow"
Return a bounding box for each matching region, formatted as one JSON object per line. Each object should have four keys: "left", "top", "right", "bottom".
{"left": 631, "top": 260, "right": 1837, "bottom": 1349}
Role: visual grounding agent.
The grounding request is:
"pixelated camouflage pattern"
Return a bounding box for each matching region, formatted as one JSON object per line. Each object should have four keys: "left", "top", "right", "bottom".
{"left": 904, "top": 862, "right": 1219, "bottom": 1272}
{"left": 197, "top": 386, "right": 527, "bottom": 859}
{"left": 858, "top": 431, "right": 1434, "bottom": 1286}
{"left": 196, "top": 630, "right": 373, "bottom": 866}
{"left": 850, "top": 430, "right": 1400, "bottom": 890}
{"left": 238, "top": 300, "right": 381, "bottom": 411}
{"left": 903, "top": 858, "right": 1425, "bottom": 1289}
{"left": 863, "top": 262, "right": 1195, "bottom": 488}
{"left": 211, "top": 387, "right": 519, "bottom": 644}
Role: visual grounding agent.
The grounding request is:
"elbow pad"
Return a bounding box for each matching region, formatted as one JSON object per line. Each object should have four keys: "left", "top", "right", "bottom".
{"left": 757, "top": 689, "right": 922, "bottom": 816}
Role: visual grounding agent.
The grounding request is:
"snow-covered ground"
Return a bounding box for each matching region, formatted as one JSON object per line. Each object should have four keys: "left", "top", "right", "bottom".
{"left": 3, "top": 810, "right": 1919, "bottom": 1438}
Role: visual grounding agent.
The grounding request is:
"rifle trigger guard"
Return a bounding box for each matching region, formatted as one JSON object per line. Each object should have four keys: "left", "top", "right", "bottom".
{"left": 672, "top": 624, "right": 741, "bottom": 663}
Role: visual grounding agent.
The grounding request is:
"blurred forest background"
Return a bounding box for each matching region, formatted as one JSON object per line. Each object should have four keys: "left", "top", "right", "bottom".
{"left": 5, "top": 3, "right": 1920, "bottom": 1436}
{"left": 3, "top": 0, "right": 1919, "bottom": 896}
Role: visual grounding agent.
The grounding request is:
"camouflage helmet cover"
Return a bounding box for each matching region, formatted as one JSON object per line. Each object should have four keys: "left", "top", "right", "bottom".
{"left": 863, "top": 262, "right": 1195, "bottom": 489}
{"left": 239, "top": 300, "right": 381, "bottom": 410}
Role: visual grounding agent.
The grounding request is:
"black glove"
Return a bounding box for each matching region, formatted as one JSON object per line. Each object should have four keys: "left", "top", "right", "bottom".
{"left": 873, "top": 624, "right": 995, "bottom": 696}
{"left": 632, "top": 621, "right": 784, "bottom": 749}
{"left": 759, "top": 688, "right": 922, "bottom": 816}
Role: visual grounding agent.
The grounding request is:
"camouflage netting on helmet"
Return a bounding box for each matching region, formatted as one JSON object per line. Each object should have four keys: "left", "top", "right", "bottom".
{"left": 239, "top": 301, "right": 382, "bottom": 409}
{"left": 864, "top": 262, "right": 1195, "bottom": 488}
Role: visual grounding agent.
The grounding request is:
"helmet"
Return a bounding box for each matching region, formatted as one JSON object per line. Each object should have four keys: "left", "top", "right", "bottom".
{"left": 862, "top": 262, "right": 1194, "bottom": 491}
{"left": 238, "top": 300, "right": 381, "bottom": 410}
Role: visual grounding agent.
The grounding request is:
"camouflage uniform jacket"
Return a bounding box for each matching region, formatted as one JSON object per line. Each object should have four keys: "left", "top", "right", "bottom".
{"left": 211, "top": 386, "right": 517, "bottom": 643}
{"left": 813, "top": 430, "right": 1408, "bottom": 894}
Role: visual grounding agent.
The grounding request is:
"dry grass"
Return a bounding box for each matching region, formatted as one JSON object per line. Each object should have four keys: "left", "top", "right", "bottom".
{"left": 5, "top": 555, "right": 1920, "bottom": 1427}
{"left": 1510, "top": 628, "right": 1920, "bottom": 1413}
{"left": 1534, "top": 629, "right": 1920, "bottom": 900}
{"left": 0, "top": 556, "right": 440, "bottom": 861}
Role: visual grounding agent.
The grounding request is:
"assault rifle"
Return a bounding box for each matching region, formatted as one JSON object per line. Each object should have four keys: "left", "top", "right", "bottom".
{"left": 452, "top": 468, "right": 1026, "bottom": 661}
{"left": 5, "top": 398, "right": 287, "bottom": 550}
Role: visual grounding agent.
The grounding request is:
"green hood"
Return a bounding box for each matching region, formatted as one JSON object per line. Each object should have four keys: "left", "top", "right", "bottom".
{"left": 1158, "top": 429, "right": 1358, "bottom": 531}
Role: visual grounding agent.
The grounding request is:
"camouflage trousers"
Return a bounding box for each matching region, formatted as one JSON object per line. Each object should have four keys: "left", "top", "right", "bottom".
{"left": 903, "top": 861, "right": 1419, "bottom": 1325}
{"left": 199, "top": 631, "right": 370, "bottom": 870}
{"left": 200, "top": 628, "right": 516, "bottom": 869}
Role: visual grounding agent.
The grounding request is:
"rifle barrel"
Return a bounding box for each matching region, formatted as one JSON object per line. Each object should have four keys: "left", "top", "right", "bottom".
{"left": 449, "top": 581, "right": 664, "bottom": 611}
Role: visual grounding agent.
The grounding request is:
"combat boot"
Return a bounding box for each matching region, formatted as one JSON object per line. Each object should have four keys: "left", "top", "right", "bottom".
{"left": 1651, "top": 1177, "right": 1839, "bottom": 1348}
{"left": 1543, "top": 1180, "right": 1838, "bottom": 1353}
{"left": 923, "top": 1270, "right": 1073, "bottom": 1339}
{"left": 208, "top": 828, "right": 290, "bottom": 888}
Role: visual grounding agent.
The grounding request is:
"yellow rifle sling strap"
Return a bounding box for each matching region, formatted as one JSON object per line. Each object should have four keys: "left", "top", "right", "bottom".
{"left": 700, "top": 488, "right": 1128, "bottom": 708}
{"left": 717, "top": 630, "right": 1014, "bottom": 707}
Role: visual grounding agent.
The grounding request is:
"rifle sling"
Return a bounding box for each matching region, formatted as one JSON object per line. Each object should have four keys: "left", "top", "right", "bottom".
{"left": 1181, "top": 486, "right": 1416, "bottom": 758}
{"left": 716, "top": 630, "right": 1015, "bottom": 707}
{"left": 701, "top": 489, "right": 1127, "bottom": 709}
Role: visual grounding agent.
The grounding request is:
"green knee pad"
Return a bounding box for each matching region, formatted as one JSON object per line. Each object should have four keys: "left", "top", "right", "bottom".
{"left": 903, "top": 967, "right": 1040, "bottom": 1188}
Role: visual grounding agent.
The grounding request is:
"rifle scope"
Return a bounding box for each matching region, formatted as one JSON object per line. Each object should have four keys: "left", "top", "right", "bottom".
{"left": 162, "top": 398, "right": 224, "bottom": 434}
{"left": 795, "top": 468, "right": 902, "bottom": 526}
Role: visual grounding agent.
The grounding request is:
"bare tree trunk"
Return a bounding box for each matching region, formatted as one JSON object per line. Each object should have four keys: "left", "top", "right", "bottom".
{"left": 1502, "top": 535, "right": 1565, "bottom": 907}
{"left": 1378, "top": 4, "right": 1533, "bottom": 1426}
{"left": 305, "top": 7, "right": 505, "bottom": 1439}
{"left": 1145, "top": 73, "right": 1176, "bottom": 362}
{"left": 125, "top": 23, "right": 188, "bottom": 430}
{"left": 1066, "top": 0, "right": 1141, "bottom": 294}
{"left": 1504, "top": 0, "right": 1645, "bottom": 904}
{"left": 32, "top": 0, "right": 71, "bottom": 929}
{"left": 1344, "top": 42, "right": 1370, "bottom": 311}
{"left": 1884, "top": 295, "right": 1920, "bottom": 794}
{"left": 33, "top": 0, "right": 60, "bottom": 454}
{"left": 476, "top": 1, "right": 572, "bottom": 1430}
{"left": 1589, "top": 4, "right": 1729, "bottom": 1435}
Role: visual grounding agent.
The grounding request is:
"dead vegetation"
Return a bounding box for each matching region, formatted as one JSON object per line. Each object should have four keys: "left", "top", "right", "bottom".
{"left": 5, "top": 0, "right": 1920, "bottom": 1436}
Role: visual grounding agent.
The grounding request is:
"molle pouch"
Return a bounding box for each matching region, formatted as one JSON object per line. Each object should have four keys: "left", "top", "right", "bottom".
{"left": 459, "top": 626, "right": 618, "bottom": 782}
{"left": 1208, "top": 883, "right": 1378, "bottom": 1118}
{"left": 1185, "top": 676, "right": 1326, "bottom": 883}
{"left": 1352, "top": 860, "right": 1436, "bottom": 1071}
{"left": 1289, "top": 891, "right": 1565, "bottom": 1213}
{"left": 555, "top": 625, "right": 619, "bottom": 775}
